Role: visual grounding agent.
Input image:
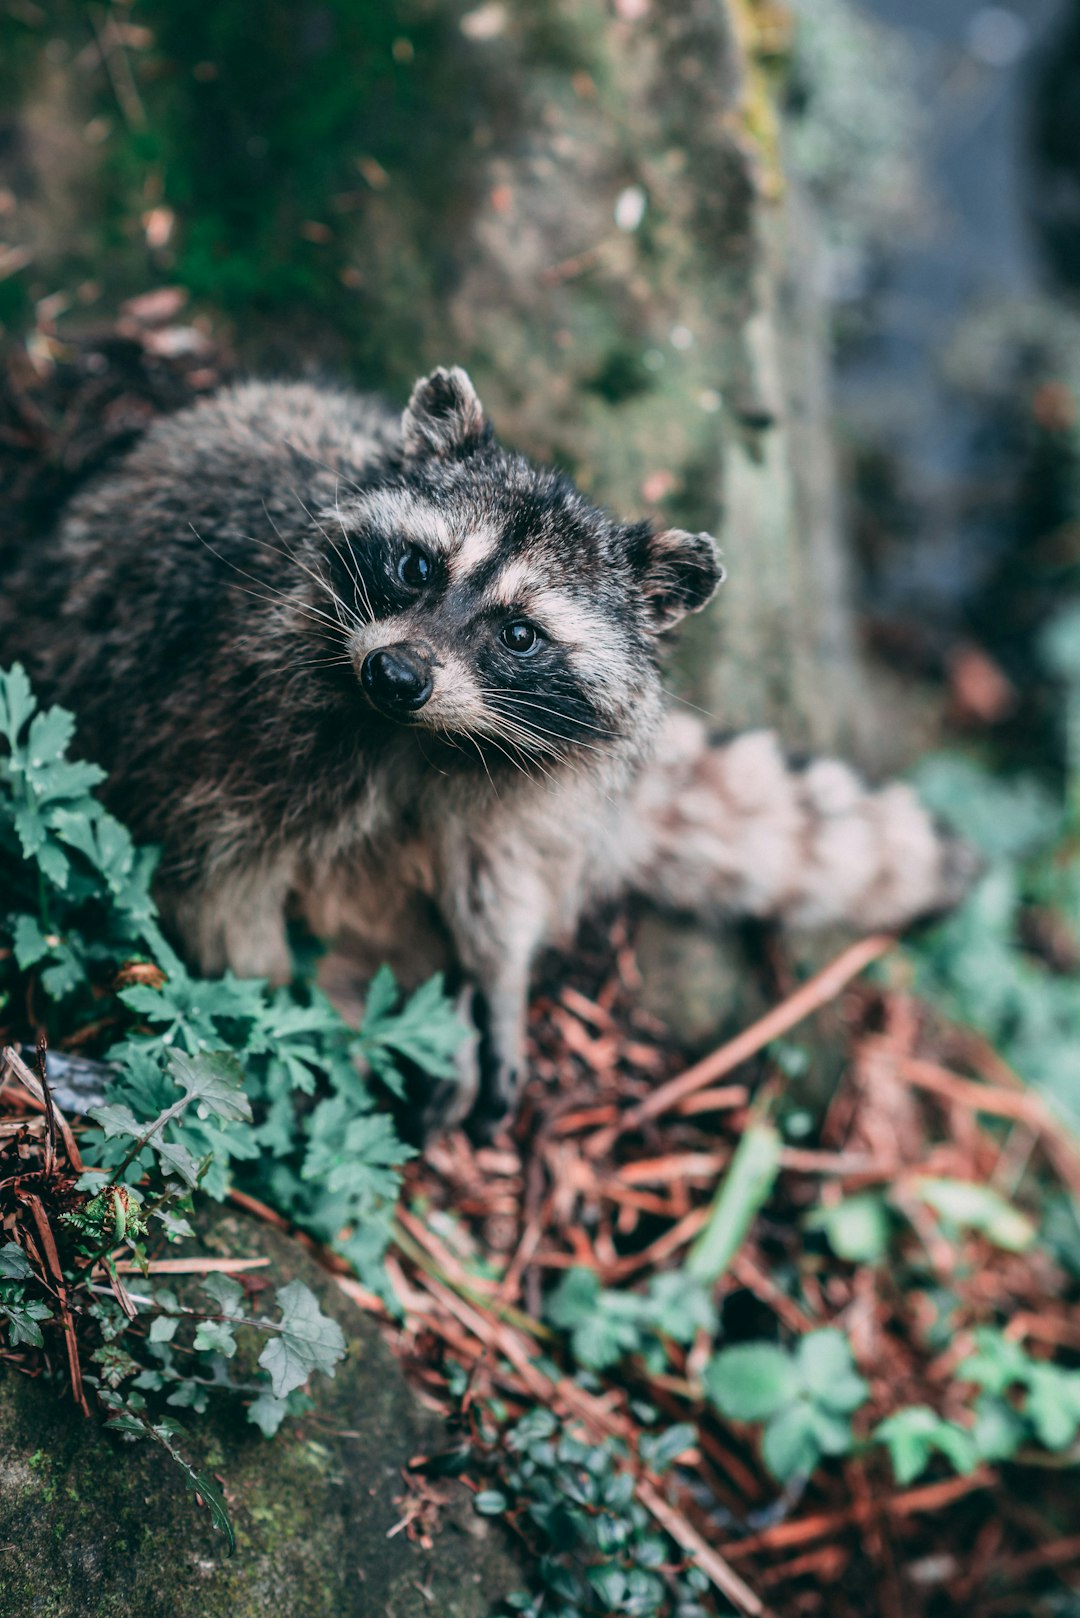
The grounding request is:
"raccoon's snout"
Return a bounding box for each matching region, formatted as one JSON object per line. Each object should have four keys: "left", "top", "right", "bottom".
{"left": 361, "top": 645, "right": 434, "bottom": 716}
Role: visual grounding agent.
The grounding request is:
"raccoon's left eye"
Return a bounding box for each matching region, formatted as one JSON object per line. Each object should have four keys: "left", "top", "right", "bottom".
{"left": 398, "top": 545, "right": 433, "bottom": 589}
{"left": 500, "top": 621, "right": 541, "bottom": 655}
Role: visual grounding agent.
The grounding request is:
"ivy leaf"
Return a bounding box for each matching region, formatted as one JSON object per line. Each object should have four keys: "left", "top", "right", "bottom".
{"left": 201, "top": 1273, "right": 245, "bottom": 1316}
{"left": 2, "top": 1297, "right": 53, "bottom": 1347}
{"left": 247, "top": 1391, "right": 291, "bottom": 1439}
{"left": 257, "top": 1281, "right": 346, "bottom": 1398}
{"left": 193, "top": 1319, "right": 238, "bottom": 1357}
{"left": 0, "top": 1243, "right": 33, "bottom": 1280}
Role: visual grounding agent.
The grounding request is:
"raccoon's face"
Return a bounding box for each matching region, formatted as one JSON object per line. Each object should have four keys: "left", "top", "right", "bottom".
{"left": 320, "top": 368, "right": 723, "bottom": 773}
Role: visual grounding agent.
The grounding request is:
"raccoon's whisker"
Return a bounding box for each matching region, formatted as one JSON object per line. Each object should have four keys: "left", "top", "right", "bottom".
{"left": 330, "top": 490, "right": 376, "bottom": 626}
{"left": 660, "top": 684, "right": 724, "bottom": 725}
{"left": 292, "top": 653, "right": 355, "bottom": 672}
{"left": 477, "top": 730, "right": 534, "bottom": 782}
{"left": 486, "top": 700, "right": 608, "bottom": 757}
{"left": 262, "top": 500, "right": 359, "bottom": 630}
{"left": 483, "top": 711, "right": 561, "bottom": 760}
{"left": 244, "top": 512, "right": 362, "bottom": 630}
{"left": 188, "top": 527, "right": 353, "bottom": 641}
{"left": 453, "top": 729, "right": 499, "bottom": 794}
{"left": 288, "top": 488, "right": 369, "bottom": 628}
{"left": 488, "top": 690, "right": 620, "bottom": 739}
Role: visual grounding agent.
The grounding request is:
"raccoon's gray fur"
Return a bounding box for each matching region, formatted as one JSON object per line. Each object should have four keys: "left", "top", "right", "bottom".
{"left": 1, "top": 368, "right": 974, "bottom": 1130}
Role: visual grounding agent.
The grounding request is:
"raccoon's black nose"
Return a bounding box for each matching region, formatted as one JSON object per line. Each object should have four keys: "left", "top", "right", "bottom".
{"left": 361, "top": 646, "right": 433, "bottom": 714}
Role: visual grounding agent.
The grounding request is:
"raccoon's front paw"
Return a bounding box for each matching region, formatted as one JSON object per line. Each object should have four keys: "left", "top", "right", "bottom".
{"left": 421, "top": 986, "right": 482, "bottom": 1137}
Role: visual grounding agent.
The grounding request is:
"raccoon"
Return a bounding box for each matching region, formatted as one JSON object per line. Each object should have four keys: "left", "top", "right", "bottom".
{"left": 1, "top": 368, "right": 974, "bottom": 1130}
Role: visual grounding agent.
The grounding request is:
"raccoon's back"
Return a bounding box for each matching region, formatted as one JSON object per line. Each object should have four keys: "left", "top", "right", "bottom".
{"left": 1, "top": 379, "right": 399, "bottom": 697}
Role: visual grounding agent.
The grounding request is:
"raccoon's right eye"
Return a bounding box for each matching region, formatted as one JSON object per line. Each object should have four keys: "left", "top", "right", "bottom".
{"left": 398, "top": 545, "right": 433, "bottom": 589}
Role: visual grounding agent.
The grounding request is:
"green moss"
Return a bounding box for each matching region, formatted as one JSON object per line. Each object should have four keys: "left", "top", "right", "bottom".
{"left": 0, "top": 1213, "right": 519, "bottom": 1618}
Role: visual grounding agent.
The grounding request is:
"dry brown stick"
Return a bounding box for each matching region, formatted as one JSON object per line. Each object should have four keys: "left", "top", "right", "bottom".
{"left": 403, "top": 1264, "right": 767, "bottom": 1616}
{"left": 24, "top": 1193, "right": 90, "bottom": 1417}
{"left": 586, "top": 935, "right": 895, "bottom": 1156}
{"left": 902, "top": 1056, "right": 1080, "bottom": 1200}
{"left": 638, "top": 1478, "right": 771, "bottom": 1618}
{"left": 0, "top": 1045, "right": 84, "bottom": 1173}
{"left": 718, "top": 1469, "right": 996, "bottom": 1559}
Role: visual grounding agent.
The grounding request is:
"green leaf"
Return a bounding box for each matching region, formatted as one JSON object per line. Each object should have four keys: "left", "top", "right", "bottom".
{"left": 639, "top": 1422, "right": 696, "bottom": 1473}
{"left": 473, "top": 1490, "right": 509, "bottom": 1516}
{"left": 247, "top": 1392, "right": 291, "bottom": 1439}
{"left": 258, "top": 1281, "right": 346, "bottom": 1398}
{"left": 0, "top": 1243, "right": 33, "bottom": 1280}
{"left": 12, "top": 913, "right": 52, "bottom": 970}
{"left": 874, "top": 1407, "right": 979, "bottom": 1486}
{"left": 154, "top": 1139, "right": 202, "bottom": 1188}
{"left": 686, "top": 1122, "right": 781, "bottom": 1283}
{"left": 912, "top": 1178, "right": 1036, "bottom": 1253}
{"left": 762, "top": 1403, "right": 819, "bottom": 1481}
{"left": 88, "top": 1101, "right": 142, "bottom": 1141}
{"left": 796, "top": 1330, "right": 868, "bottom": 1415}
{"left": 1, "top": 1298, "right": 53, "bottom": 1347}
{"left": 167, "top": 1050, "right": 252, "bottom": 1124}
{"left": 193, "top": 1319, "right": 238, "bottom": 1357}
{"left": 0, "top": 663, "right": 36, "bottom": 741}
{"left": 1026, "top": 1366, "right": 1080, "bottom": 1451}
{"left": 705, "top": 1342, "right": 798, "bottom": 1422}
{"left": 807, "top": 1193, "right": 890, "bottom": 1264}
{"left": 972, "top": 1395, "right": 1025, "bottom": 1462}
{"left": 187, "top": 1467, "right": 236, "bottom": 1555}
{"left": 201, "top": 1273, "right": 245, "bottom": 1316}
{"left": 957, "top": 1328, "right": 1033, "bottom": 1395}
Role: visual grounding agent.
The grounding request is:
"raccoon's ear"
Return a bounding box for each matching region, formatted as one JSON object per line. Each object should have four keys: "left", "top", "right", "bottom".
{"left": 402, "top": 366, "right": 488, "bottom": 459}
{"left": 631, "top": 525, "right": 725, "bottom": 633}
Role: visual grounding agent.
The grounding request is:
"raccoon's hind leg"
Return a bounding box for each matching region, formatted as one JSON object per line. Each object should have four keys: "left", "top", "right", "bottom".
{"left": 614, "top": 715, "right": 978, "bottom": 934}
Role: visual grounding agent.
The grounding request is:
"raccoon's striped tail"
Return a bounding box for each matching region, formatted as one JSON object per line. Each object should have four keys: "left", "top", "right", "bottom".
{"left": 619, "top": 715, "right": 979, "bottom": 934}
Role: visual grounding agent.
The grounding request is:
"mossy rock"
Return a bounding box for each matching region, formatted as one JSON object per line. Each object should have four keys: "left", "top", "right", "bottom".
{"left": 0, "top": 1213, "right": 520, "bottom": 1618}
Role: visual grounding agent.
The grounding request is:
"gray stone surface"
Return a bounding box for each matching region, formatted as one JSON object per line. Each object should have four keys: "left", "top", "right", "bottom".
{"left": 0, "top": 1213, "right": 520, "bottom": 1618}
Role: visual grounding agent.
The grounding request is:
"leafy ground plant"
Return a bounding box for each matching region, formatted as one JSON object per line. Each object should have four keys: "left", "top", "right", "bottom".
{"left": 0, "top": 663, "right": 462, "bottom": 1545}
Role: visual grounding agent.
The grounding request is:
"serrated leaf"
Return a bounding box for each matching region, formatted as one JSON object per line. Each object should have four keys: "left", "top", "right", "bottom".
{"left": 762, "top": 1402, "right": 819, "bottom": 1481}
{"left": 0, "top": 663, "right": 36, "bottom": 741}
{"left": 796, "top": 1330, "right": 868, "bottom": 1415}
{"left": 257, "top": 1280, "right": 346, "bottom": 1397}
{"left": 88, "top": 1101, "right": 142, "bottom": 1141}
{"left": 167, "top": 1050, "right": 252, "bottom": 1123}
{"left": 705, "top": 1343, "right": 797, "bottom": 1422}
{"left": 154, "top": 1138, "right": 202, "bottom": 1188}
